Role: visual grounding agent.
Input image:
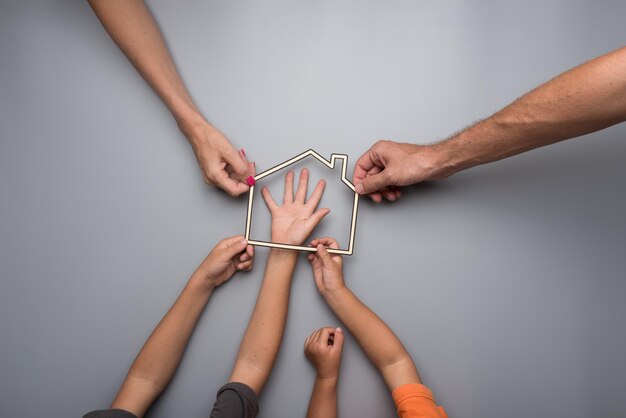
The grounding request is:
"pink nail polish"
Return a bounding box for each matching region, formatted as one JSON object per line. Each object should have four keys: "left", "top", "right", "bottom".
{"left": 246, "top": 176, "right": 256, "bottom": 186}
{"left": 240, "top": 148, "right": 246, "bottom": 157}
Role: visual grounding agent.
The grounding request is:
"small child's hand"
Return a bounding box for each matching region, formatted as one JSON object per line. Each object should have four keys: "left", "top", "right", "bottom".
{"left": 261, "top": 169, "right": 329, "bottom": 246}
{"left": 307, "top": 237, "right": 345, "bottom": 296}
{"left": 194, "top": 235, "right": 254, "bottom": 288}
{"left": 304, "top": 327, "right": 344, "bottom": 380}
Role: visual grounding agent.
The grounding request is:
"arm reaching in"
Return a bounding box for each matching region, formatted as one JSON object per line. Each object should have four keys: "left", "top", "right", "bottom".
{"left": 88, "top": 0, "right": 254, "bottom": 196}
{"left": 354, "top": 46, "right": 626, "bottom": 202}
{"left": 109, "top": 236, "right": 254, "bottom": 417}
{"left": 228, "top": 169, "right": 329, "bottom": 394}
{"left": 304, "top": 327, "right": 344, "bottom": 418}
{"left": 307, "top": 238, "right": 420, "bottom": 390}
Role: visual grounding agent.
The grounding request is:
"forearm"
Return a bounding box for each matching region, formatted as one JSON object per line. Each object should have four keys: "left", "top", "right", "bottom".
{"left": 325, "top": 288, "right": 420, "bottom": 389}
{"left": 111, "top": 275, "right": 213, "bottom": 416}
{"left": 229, "top": 250, "right": 298, "bottom": 394}
{"left": 88, "top": 0, "right": 205, "bottom": 132}
{"left": 306, "top": 377, "right": 338, "bottom": 418}
{"left": 432, "top": 46, "right": 626, "bottom": 177}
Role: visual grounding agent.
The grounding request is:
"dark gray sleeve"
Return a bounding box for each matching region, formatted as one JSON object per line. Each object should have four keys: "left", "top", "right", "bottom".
{"left": 83, "top": 409, "right": 138, "bottom": 418}
{"left": 209, "top": 382, "right": 260, "bottom": 418}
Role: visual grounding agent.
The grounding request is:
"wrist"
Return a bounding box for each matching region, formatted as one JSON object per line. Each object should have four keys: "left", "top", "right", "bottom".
{"left": 189, "top": 270, "right": 217, "bottom": 291}
{"left": 323, "top": 285, "right": 350, "bottom": 303}
{"left": 269, "top": 248, "right": 299, "bottom": 262}
{"left": 429, "top": 117, "right": 501, "bottom": 178}
{"left": 176, "top": 112, "right": 215, "bottom": 146}
{"left": 315, "top": 374, "right": 339, "bottom": 386}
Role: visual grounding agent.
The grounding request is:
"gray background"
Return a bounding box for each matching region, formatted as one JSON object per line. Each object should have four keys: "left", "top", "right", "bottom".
{"left": 1, "top": 1, "right": 625, "bottom": 417}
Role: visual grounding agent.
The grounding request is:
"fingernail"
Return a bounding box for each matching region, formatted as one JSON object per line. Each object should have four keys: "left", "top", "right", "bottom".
{"left": 241, "top": 239, "right": 248, "bottom": 246}
{"left": 246, "top": 176, "right": 256, "bottom": 186}
{"left": 336, "top": 327, "right": 343, "bottom": 333}
{"left": 240, "top": 148, "right": 246, "bottom": 157}
{"left": 355, "top": 183, "right": 364, "bottom": 194}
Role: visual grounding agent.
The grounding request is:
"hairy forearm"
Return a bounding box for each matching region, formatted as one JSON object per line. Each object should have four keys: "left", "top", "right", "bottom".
{"left": 88, "top": 0, "right": 205, "bottom": 131}
{"left": 229, "top": 250, "right": 298, "bottom": 394}
{"left": 306, "top": 377, "right": 338, "bottom": 418}
{"left": 432, "top": 46, "right": 626, "bottom": 177}
{"left": 111, "top": 275, "right": 214, "bottom": 417}
{"left": 325, "top": 287, "right": 420, "bottom": 389}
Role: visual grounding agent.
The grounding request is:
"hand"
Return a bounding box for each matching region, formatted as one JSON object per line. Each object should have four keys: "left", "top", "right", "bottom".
{"left": 194, "top": 235, "right": 254, "bottom": 288}
{"left": 353, "top": 140, "right": 442, "bottom": 202}
{"left": 261, "top": 169, "right": 330, "bottom": 245}
{"left": 304, "top": 327, "right": 344, "bottom": 380}
{"left": 186, "top": 123, "right": 255, "bottom": 196}
{"left": 307, "top": 238, "right": 345, "bottom": 296}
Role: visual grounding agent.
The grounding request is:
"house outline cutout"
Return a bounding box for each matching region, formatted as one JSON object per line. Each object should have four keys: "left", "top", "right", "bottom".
{"left": 244, "top": 149, "right": 359, "bottom": 255}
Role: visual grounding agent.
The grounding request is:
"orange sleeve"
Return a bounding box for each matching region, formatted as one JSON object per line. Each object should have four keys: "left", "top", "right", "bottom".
{"left": 392, "top": 383, "right": 447, "bottom": 418}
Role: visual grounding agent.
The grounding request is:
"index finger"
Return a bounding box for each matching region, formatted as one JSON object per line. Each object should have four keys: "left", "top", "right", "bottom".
{"left": 311, "top": 237, "right": 340, "bottom": 249}
{"left": 213, "top": 169, "right": 250, "bottom": 197}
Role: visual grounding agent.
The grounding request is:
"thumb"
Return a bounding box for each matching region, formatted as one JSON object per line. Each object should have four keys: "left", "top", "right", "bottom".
{"left": 224, "top": 148, "right": 253, "bottom": 183}
{"left": 316, "top": 244, "right": 333, "bottom": 265}
{"left": 355, "top": 171, "right": 391, "bottom": 195}
{"left": 219, "top": 237, "right": 249, "bottom": 259}
{"left": 333, "top": 327, "right": 344, "bottom": 351}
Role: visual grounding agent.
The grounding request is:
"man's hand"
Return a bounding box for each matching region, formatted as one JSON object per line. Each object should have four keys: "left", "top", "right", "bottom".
{"left": 353, "top": 140, "right": 445, "bottom": 203}
{"left": 261, "top": 169, "right": 330, "bottom": 245}
{"left": 186, "top": 123, "right": 255, "bottom": 197}
{"left": 193, "top": 235, "right": 254, "bottom": 288}
{"left": 304, "top": 327, "right": 344, "bottom": 380}
{"left": 307, "top": 238, "right": 345, "bottom": 296}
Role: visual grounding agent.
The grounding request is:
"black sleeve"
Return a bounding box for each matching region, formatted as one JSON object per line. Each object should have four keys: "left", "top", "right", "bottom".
{"left": 83, "top": 409, "right": 138, "bottom": 418}
{"left": 209, "top": 382, "right": 260, "bottom": 418}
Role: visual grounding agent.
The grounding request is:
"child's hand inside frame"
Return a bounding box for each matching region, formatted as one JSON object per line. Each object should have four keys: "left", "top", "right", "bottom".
{"left": 261, "top": 169, "right": 330, "bottom": 246}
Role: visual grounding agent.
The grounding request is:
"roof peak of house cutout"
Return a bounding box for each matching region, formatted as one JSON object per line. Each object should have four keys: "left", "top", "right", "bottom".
{"left": 245, "top": 149, "right": 359, "bottom": 255}
{"left": 253, "top": 149, "right": 356, "bottom": 192}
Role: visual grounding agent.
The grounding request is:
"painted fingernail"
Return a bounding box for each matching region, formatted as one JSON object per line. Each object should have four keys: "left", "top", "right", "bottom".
{"left": 246, "top": 176, "right": 256, "bottom": 186}
{"left": 240, "top": 148, "right": 246, "bottom": 157}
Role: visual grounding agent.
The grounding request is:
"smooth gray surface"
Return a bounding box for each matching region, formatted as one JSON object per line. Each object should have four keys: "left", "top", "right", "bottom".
{"left": 1, "top": 1, "right": 626, "bottom": 417}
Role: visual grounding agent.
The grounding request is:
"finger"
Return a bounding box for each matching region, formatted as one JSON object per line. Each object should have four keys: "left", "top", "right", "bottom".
{"left": 218, "top": 237, "right": 249, "bottom": 259}
{"left": 239, "top": 149, "right": 249, "bottom": 164}
{"left": 295, "top": 168, "right": 309, "bottom": 203}
{"left": 332, "top": 327, "right": 344, "bottom": 351}
{"left": 237, "top": 259, "right": 253, "bottom": 271}
{"left": 307, "top": 253, "right": 315, "bottom": 262}
{"left": 261, "top": 186, "right": 278, "bottom": 211}
{"left": 353, "top": 145, "right": 382, "bottom": 184}
{"left": 355, "top": 170, "right": 392, "bottom": 195}
{"left": 312, "top": 329, "right": 322, "bottom": 345}
{"left": 319, "top": 327, "right": 334, "bottom": 345}
{"left": 246, "top": 244, "right": 254, "bottom": 258}
{"left": 217, "top": 235, "right": 247, "bottom": 249}
{"left": 306, "top": 179, "right": 326, "bottom": 209}
{"left": 213, "top": 169, "right": 250, "bottom": 197}
{"left": 316, "top": 243, "right": 333, "bottom": 265}
{"left": 316, "top": 237, "right": 339, "bottom": 249}
{"left": 239, "top": 252, "right": 250, "bottom": 262}
{"left": 284, "top": 170, "right": 294, "bottom": 203}
{"left": 223, "top": 147, "right": 253, "bottom": 184}
{"left": 306, "top": 208, "right": 330, "bottom": 230}
{"left": 381, "top": 188, "right": 397, "bottom": 201}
